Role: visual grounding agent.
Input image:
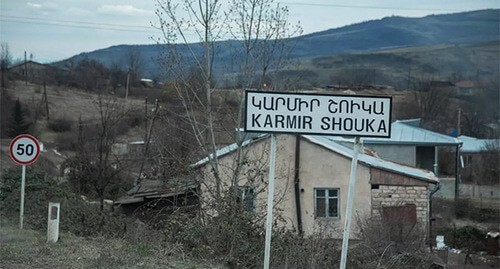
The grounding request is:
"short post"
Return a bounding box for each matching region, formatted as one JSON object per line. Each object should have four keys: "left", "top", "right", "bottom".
{"left": 47, "top": 202, "right": 60, "bottom": 243}
{"left": 340, "top": 137, "right": 362, "bottom": 269}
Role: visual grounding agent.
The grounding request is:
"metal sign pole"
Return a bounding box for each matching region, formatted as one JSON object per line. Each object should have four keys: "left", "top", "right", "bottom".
{"left": 263, "top": 134, "right": 277, "bottom": 269}
{"left": 340, "top": 137, "right": 362, "bottom": 269}
{"left": 20, "top": 165, "right": 26, "bottom": 230}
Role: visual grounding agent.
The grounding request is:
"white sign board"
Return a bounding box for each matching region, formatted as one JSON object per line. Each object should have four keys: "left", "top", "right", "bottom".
{"left": 245, "top": 91, "right": 392, "bottom": 138}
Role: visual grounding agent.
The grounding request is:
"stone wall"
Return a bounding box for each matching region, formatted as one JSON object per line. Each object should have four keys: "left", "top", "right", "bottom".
{"left": 371, "top": 185, "right": 428, "bottom": 225}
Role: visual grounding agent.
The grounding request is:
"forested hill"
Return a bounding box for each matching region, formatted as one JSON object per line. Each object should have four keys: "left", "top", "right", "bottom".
{"left": 56, "top": 9, "right": 499, "bottom": 77}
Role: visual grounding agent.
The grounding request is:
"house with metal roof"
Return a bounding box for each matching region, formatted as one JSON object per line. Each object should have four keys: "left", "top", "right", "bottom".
{"left": 8, "top": 60, "right": 58, "bottom": 84}
{"left": 330, "top": 119, "right": 462, "bottom": 176}
{"left": 458, "top": 135, "right": 499, "bottom": 185}
{"left": 193, "top": 133, "right": 439, "bottom": 238}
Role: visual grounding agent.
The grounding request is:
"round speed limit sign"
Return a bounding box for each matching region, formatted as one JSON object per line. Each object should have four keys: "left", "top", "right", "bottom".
{"left": 9, "top": 134, "right": 41, "bottom": 165}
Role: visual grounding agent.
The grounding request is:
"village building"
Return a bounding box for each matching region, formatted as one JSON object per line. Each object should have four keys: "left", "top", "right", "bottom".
{"left": 8, "top": 60, "right": 58, "bottom": 84}
{"left": 192, "top": 134, "right": 438, "bottom": 238}
{"left": 347, "top": 119, "right": 462, "bottom": 176}
{"left": 115, "top": 178, "right": 198, "bottom": 221}
{"left": 458, "top": 135, "right": 499, "bottom": 184}
{"left": 454, "top": 80, "right": 482, "bottom": 97}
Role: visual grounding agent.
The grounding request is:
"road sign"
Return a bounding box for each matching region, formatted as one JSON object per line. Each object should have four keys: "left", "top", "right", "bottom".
{"left": 245, "top": 90, "right": 392, "bottom": 138}
{"left": 245, "top": 90, "right": 393, "bottom": 269}
{"left": 9, "top": 134, "right": 41, "bottom": 165}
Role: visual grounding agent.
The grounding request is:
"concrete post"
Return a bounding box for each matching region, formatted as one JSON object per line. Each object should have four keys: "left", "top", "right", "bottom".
{"left": 47, "top": 202, "right": 60, "bottom": 243}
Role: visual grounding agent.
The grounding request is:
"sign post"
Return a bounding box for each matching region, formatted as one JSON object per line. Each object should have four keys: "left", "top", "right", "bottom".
{"left": 340, "top": 137, "right": 361, "bottom": 269}
{"left": 244, "top": 91, "right": 391, "bottom": 268}
{"left": 263, "top": 134, "right": 277, "bottom": 269}
{"left": 9, "top": 134, "right": 41, "bottom": 230}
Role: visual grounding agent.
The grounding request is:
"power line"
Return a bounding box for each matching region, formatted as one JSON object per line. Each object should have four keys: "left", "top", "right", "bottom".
{"left": 0, "top": 19, "right": 154, "bottom": 33}
{"left": 0, "top": 15, "right": 152, "bottom": 29}
{"left": 0, "top": 16, "right": 207, "bottom": 36}
{"left": 277, "top": 1, "right": 463, "bottom": 12}
{"left": 0, "top": 17, "right": 157, "bottom": 33}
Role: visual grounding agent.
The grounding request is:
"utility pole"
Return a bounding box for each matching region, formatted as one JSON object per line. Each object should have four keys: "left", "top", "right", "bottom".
{"left": 135, "top": 99, "right": 159, "bottom": 187}
{"left": 43, "top": 82, "right": 49, "bottom": 120}
{"left": 24, "top": 51, "right": 27, "bottom": 85}
{"left": 125, "top": 71, "right": 130, "bottom": 100}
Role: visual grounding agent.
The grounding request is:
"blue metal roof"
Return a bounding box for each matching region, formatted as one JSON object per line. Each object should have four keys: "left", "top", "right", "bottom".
{"left": 360, "top": 120, "right": 461, "bottom": 146}
{"left": 458, "top": 135, "right": 499, "bottom": 153}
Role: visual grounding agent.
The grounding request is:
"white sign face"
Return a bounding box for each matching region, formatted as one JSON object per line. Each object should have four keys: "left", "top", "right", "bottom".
{"left": 9, "top": 134, "right": 41, "bottom": 165}
{"left": 245, "top": 91, "right": 392, "bottom": 138}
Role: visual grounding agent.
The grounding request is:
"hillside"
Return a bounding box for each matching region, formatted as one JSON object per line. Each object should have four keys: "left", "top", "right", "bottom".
{"left": 294, "top": 40, "right": 500, "bottom": 88}
{"left": 54, "top": 9, "right": 500, "bottom": 79}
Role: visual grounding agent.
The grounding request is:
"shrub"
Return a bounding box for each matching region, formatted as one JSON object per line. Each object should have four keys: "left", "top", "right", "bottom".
{"left": 436, "top": 225, "right": 486, "bottom": 252}
{"left": 160, "top": 200, "right": 264, "bottom": 268}
{"left": 0, "top": 167, "right": 128, "bottom": 237}
{"left": 48, "top": 118, "right": 73, "bottom": 132}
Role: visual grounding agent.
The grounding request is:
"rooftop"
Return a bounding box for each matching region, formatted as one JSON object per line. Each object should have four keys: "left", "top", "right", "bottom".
{"left": 458, "top": 135, "right": 499, "bottom": 153}
{"left": 193, "top": 133, "right": 439, "bottom": 184}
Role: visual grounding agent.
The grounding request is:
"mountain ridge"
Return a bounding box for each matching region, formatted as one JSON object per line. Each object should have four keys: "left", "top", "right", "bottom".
{"left": 56, "top": 9, "right": 500, "bottom": 77}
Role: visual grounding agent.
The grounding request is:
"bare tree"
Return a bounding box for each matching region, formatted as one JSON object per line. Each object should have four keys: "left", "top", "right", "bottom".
{"left": 71, "top": 59, "right": 109, "bottom": 91}
{"left": 65, "top": 96, "right": 133, "bottom": 210}
{"left": 1, "top": 43, "right": 12, "bottom": 89}
{"left": 410, "top": 78, "right": 452, "bottom": 127}
{"left": 154, "top": 0, "right": 298, "bottom": 206}
{"left": 125, "top": 48, "right": 145, "bottom": 85}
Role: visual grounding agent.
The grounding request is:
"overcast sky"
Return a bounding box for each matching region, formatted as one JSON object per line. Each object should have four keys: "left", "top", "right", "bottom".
{"left": 1, "top": 0, "right": 499, "bottom": 63}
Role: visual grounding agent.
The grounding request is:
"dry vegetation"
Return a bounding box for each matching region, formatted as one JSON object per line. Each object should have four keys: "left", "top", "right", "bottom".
{"left": 0, "top": 224, "right": 224, "bottom": 269}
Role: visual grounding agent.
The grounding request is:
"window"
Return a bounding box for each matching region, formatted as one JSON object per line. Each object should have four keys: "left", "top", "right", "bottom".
{"left": 315, "top": 188, "right": 339, "bottom": 218}
{"left": 235, "top": 187, "right": 255, "bottom": 212}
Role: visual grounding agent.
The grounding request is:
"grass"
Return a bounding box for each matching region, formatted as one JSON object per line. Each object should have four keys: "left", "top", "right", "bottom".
{"left": 0, "top": 222, "right": 224, "bottom": 269}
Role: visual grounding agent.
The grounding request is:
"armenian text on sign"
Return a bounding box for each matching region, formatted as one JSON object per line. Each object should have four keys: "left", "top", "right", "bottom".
{"left": 245, "top": 91, "right": 392, "bottom": 138}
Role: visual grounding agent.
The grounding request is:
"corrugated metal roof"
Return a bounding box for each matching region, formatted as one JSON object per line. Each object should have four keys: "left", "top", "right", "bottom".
{"left": 304, "top": 135, "right": 438, "bottom": 183}
{"left": 458, "top": 135, "right": 499, "bottom": 153}
{"left": 361, "top": 120, "right": 461, "bottom": 146}
{"left": 191, "top": 134, "right": 268, "bottom": 168}
{"left": 192, "top": 133, "right": 438, "bottom": 183}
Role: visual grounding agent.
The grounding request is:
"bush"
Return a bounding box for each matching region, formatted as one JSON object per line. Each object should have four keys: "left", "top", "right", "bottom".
{"left": 0, "top": 167, "right": 127, "bottom": 237}
{"left": 436, "top": 225, "right": 486, "bottom": 252}
{"left": 159, "top": 195, "right": 343, "bottom": 269}
{"left": 161, "top": 201, "right": 264, "bottom": 268}
{"left": 48, "top": 118, "right": 73, "bottom": 132}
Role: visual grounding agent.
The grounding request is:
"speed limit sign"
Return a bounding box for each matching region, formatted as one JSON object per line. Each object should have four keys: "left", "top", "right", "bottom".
{"left": 9, "top": 134, "right": 41, "bottom": 165}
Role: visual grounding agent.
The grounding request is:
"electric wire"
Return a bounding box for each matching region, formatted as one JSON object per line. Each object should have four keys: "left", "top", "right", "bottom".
{"left": 278, "top": 1, "right": 465, "bottom": 12}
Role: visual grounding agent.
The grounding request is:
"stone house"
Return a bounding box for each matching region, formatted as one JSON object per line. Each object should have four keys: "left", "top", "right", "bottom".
{"left": 193, "top": 134, "right": 438, "bottom": 238}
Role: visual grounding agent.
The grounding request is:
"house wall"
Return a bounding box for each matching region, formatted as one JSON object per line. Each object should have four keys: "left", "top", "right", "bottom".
{"left": 197, "top": 135, "right": 374, "bottom": 238}
{"left": 197, "top": 135, "right": 298, "bottom": 230}
{"left": 370, "top": 168, "right": 430, "bottom": 225}
{"left": 298, "top": 137, "right": 372, "bottom": 237}
{"left": 368, "top": 144, "right": 416, "bottom": 167}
